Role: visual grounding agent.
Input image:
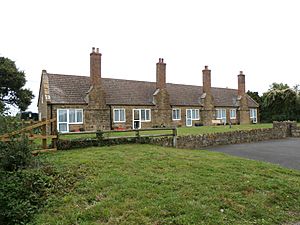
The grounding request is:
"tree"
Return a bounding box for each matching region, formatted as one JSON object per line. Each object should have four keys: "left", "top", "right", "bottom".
{"left": 246, "top": 91, "right": 262, "bottom": 106}
{"left": 261, "top": 83, "right": 298, "bottom": 122}
{"left": 269, "top": 82, "right": 289, "bottom": 91}
{"left": 0, "top": 57, "right": 34, "bottom": 114}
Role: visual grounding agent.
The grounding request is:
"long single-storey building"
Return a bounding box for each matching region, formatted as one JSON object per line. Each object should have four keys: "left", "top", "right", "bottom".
{"left": 38, "top": 48, "right": 259, "bottom": 132}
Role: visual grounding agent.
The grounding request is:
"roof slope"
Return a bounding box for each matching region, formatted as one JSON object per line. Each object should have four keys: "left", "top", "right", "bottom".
{"left": 46, "top": 73, "right": 258, "bottom": 107}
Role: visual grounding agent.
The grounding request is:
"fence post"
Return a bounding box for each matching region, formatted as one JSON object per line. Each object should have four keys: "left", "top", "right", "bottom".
{"left": 42, "top": 118, "right": 47, "bottom": 149}
{"left": 52, "top": 129, "right": 58, "bottom": 149}
{"left": 135, "top": 130, "right": 140, "bottom": 143}
{"left": 172, "top": 127, "right": 177, "bottom": 147}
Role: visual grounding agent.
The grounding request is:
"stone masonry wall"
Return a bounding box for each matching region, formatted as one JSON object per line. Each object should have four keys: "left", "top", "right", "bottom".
{"left": 149, "top": 121, "right": 298, "bottom": 149}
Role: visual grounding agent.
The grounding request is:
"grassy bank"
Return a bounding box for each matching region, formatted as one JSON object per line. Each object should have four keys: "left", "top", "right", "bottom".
{"left": 32, "top": 144, "right": 300, "bottom": 225}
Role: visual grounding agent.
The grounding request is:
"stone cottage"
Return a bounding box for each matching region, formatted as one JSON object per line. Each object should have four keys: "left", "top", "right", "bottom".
{"left": 38, "top": 48, "right": 259, "bottom": 132}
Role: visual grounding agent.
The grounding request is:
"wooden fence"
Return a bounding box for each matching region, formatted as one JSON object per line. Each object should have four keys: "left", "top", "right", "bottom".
{"left": 60, "top": 127, "right": 178, "bottom": 147}
{"left": 0, "top": 118, "right": 57, "bottom": 153}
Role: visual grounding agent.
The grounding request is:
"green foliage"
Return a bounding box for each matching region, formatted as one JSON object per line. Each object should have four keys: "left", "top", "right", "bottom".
{"left": 0, "top": 169, "right": 52, "bottom": 225}
{"left": 0, "top": 137, "right": 34, "bottom": 171}
{"left": 261, "top": 83, "right": 299, "bottom": 122}
{"left": 0, "top": 115, "right": 21, "bottom": 135}
{"left": 249, "top": 83, "right": 300, "bottom": 122}
{"left": 0, "top": 57, "right": 34, "bottom": 114}
{"left": 247, "top": 90, "right": 262, "bottom": 106}
{"left": 269, "top": 82, "right": 290, "bottom": 90}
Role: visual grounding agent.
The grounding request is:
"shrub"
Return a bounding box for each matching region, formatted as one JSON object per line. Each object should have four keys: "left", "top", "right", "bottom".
{"left": 0, "top": 136, "right": 34, "bottom": 171}
{"left": 0, "top": 169, "right": 53, "bottom": 225}
{"left": 0, "top": 115, "right": 21, "bottom": 135}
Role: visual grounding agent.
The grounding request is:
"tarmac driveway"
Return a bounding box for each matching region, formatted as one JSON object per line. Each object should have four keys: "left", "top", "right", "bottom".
{"left": 205, "top": 138, "right": 300, "bottom": 170}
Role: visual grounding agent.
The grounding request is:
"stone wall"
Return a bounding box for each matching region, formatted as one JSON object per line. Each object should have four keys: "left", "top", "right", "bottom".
{"left": 290, "top": 123, "right": 300, "bottom": 137}
{"left": 57, "top": 121, "right": 299, "bottom": 150}
{"left": 150, "top": 121, "right": 298, "bottom": 149}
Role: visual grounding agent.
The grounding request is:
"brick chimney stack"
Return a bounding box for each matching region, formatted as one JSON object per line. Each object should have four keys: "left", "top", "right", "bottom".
{"left": 90, "top": 47, "right": 102, "bottom": 86}
{"left": 238, "top": 71, "right": 245, "bottom": 96}
{"left": 156, "top": 58, "right": 166, "bottom": 89}
{"left": 202, "top": 65, "right": 211, "bottom": 94}
{"left": 201, "top": 65, "right": 214, "bottom": 125}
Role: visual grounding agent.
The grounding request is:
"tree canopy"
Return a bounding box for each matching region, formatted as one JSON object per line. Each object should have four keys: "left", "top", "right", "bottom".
{"left": 250, "top": 82, "right": 300, "bottom": 122}
{"left": 0, "top": 57, "right": 34, "bottom": 114}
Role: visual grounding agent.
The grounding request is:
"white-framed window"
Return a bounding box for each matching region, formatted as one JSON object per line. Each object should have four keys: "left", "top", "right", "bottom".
{"left": 230, "top": 109, "right": 236, "bottom": 119}
{"left": 172, "top": 108, "right": 181, "bottom": 120}
{"left": 57, "top": 109, "right": 83, "bottom": 132}
{"left": 69, "top": 109, "right": 83, "bottom": 124}
{"left": 141, "top": 109, "right": 151, "bottom": 122}
{"left": 216, "top": 108, "right": 226, "bottom": 119}
{"left": 250, "top": 108, "right": 257, "bottom": 123}
{"left": 191, "top": 109, "right": 200, "bottom": 120}
{"left": 216, "top": 108, "right": 226, "bottom": 123}
{"left": 113, "top": 108, "right": 126, "bottom": 122}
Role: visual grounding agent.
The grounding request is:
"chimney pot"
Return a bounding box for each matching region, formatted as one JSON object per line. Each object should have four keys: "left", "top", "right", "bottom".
{"left": 92, "top": 47, "right": 95, "bottom": 53}
{"left": 240, "top": 71, "right": 243, "bottom": 75}
{"left": 96, "top": 48, "right": 99, "bottom": 53}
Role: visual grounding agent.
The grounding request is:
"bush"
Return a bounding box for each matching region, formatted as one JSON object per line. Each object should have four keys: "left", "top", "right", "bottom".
{"left": 0, "top": 137, "right": 34, "bottom": 171}
{"left": 0, "top": 169, "right": 53, "bottom": 225}
{"left": 0, "top": 115, "right": 21, "bottom": 135}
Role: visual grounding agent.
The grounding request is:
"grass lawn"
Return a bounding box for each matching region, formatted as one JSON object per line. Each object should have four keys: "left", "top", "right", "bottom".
{"left": 60, "top": 123, "right": 273, "bottom": 140}
{"left": 177, "top": 123, "right": 273, "bottom": 135}
{"left": 32, "top": 144, "right": 300, "bottom": 225}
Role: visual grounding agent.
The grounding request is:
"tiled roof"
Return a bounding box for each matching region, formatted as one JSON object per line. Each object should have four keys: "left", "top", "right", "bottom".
{"left": 46, "top": 73, "right": 258, "bottom": 107}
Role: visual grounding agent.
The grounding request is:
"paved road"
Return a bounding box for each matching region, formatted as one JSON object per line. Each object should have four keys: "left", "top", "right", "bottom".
{"left": 205, "top": 138, "right": 300, "bottom": 170}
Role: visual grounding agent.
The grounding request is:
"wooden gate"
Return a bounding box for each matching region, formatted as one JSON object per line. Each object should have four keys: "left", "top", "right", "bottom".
{"left": 0, "top": 118, "right": 57, "bottom": 153}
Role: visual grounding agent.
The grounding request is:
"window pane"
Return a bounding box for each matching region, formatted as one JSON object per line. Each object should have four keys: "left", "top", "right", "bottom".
{"left": 187, "top": 109, "right": 191, "bottom": 118}
{"left": 58, "top": 110, "right": 67, "bottom": 122}
{"left": 173, "top": 109, "right": 180, "bottom": 120}
{"left": 76, "top": 110, "right": 83, "bottom": 122}
{"left": 222, "top": 109, "right": 226, "bottom": 118}
{"left": 114, "top": 110, "right": 120, "bottom": 122}
{"left": 59, "top": 123, "right": 68, "bottom": 132}
{"left": 69, "top": 109, "right": 75, "bottom": 123}
{"left": 120, "top": 109, "right": 125, "bottom": 121}
{"left": 230, "top": 109, "right": 236, "bottom": 118}
{"left": 192, "top": 110, "right": 196, "bottom": 119}
{"left": 195, "top": 110, "right": 199, "bottom": 119}
{"left": 146, "top": 109, "right": 150, "bottom": 121}
{"left": 141, "top": 110, "right": 146, "bottom": 121}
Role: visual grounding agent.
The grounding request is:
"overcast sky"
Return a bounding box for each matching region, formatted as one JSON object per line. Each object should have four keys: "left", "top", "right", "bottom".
{"left": 1, "top": 0, "right": 299, "bottom": 113}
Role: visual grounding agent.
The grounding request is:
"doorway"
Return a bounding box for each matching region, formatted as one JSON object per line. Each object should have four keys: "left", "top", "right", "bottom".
{"left": 133, "top": 109, "right": 141, "bottom": 129}
{"left": 186, "top": 109, "right": 192, "bottom": 127}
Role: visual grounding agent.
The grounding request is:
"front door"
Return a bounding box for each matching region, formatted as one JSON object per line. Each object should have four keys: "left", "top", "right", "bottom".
{"left": 186, "top": 109, "right": 192, "bottom": 127}
{"left": 133, "top": 109, "right": 141, "bottom": 129}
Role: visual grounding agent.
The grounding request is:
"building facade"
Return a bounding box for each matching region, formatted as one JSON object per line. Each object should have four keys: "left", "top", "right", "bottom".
{"left": 38, "top": 48, "right": 259, "bottom": 132}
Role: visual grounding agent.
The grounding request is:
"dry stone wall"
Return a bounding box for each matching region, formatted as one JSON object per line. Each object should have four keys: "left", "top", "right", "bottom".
{"left": 150, "top": 121, "right": 299, "bottom": 149}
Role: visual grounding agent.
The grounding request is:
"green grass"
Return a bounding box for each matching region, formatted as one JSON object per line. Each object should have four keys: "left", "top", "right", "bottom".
{"left": 60, "top": 123, "right": 273, "bottom": 140}
{"left": 32, "top": 144, "right": 300, "bottom": 225}
{"left": 177, "top": 123, "right": 272, "bottom": 135}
